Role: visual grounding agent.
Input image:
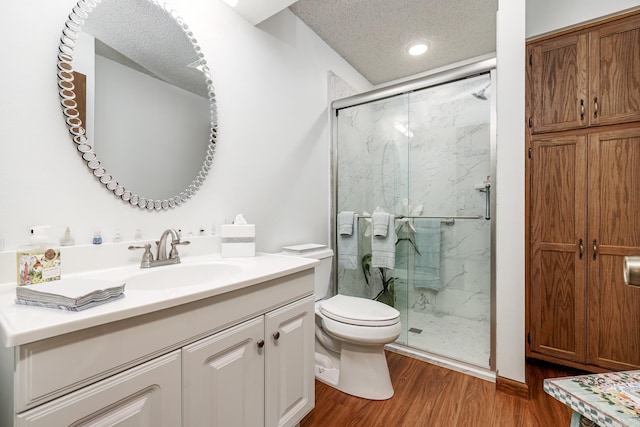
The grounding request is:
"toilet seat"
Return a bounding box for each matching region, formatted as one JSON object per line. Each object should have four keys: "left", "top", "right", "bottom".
{"left": 319, "top": 294, "right": 400, "bottom": 327}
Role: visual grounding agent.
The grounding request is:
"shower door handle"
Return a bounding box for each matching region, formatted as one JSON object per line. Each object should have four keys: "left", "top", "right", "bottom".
{"left": 476, "top": 183, "right": 491, "bottom": 220}
{"left": 484, "top": 184, "right": 491, "bottom": 220}
{"left": 475, "top": 182, "right": 491, "bottom": 220}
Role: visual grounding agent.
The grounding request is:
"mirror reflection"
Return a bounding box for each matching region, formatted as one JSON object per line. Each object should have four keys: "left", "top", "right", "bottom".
{"left": 58, "top": 0, "right": 217, "bottom": 209}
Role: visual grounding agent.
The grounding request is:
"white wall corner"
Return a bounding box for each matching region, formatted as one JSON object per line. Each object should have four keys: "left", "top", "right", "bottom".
{"left": 495, "top": 0, "right": 526, "bottom": 384}
{"left": 223, "top": 0, "right": 297, "bottom": 25}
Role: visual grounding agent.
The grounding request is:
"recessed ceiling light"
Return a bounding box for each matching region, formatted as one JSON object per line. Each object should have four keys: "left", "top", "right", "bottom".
{"left": 223, "top": 0, "right": 238, "bottom": 7}
{"left": 408, "top": 43, "right": 429, "bottom": 56}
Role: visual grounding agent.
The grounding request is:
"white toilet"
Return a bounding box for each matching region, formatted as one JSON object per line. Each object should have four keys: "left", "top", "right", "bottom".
{"left": 289, "top": 246, "right": 401, "bottom": 400}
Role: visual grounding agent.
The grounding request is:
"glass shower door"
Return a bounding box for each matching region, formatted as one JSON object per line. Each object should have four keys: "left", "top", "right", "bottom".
{"left": 335, "top": 73, "right": 493, "bottom": 369}
{"left": 403, "top": 74, "right": 492, "bottom": 368}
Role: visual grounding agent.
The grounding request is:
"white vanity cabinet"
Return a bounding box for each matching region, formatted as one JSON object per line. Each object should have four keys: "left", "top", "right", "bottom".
{"left": 264, "top": 296, "right": 315, "bottom": 427}
{"left": 0, "top": 267, "right": 316, "bottom": 427}
{"left": 16, "top": 350, "right": 183, "bottom": 427}
{"left": 183, "top": 295, "right": 314, "bottom": 427}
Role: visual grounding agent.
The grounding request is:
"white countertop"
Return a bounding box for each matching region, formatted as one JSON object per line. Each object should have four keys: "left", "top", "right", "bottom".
{"left": 0, "top": 253, "right": 318, "bottom": 347}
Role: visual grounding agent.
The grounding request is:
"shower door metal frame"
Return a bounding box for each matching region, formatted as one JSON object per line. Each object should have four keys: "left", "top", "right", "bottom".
{"left": 330, "top": 57, "right": 497, "bottom": 373}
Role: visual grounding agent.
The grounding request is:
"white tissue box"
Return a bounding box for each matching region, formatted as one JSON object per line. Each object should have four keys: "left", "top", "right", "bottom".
{"left": 220, "top": 224, "right": 255, "bottom": 257}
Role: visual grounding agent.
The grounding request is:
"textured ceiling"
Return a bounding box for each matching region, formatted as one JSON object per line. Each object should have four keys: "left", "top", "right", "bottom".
{"left": 289, "top": 0, "right": 498, "bottom": 85}
{"left": 82, "top": 0, "right": 207, "bottom": 98}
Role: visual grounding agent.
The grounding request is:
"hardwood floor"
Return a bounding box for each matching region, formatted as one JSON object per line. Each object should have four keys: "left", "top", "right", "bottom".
{"left": 301, "top": 351, "right": 583, "bottom": 427}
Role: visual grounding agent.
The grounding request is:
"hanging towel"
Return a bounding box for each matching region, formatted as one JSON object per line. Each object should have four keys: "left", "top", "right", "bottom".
{"left": 371, "top": 214, "right": 396, "bottom": 269}
{"left": 338, "top": 211, "right": 355, "bottom": 236}
{"left": 372, "top": 211, "right": 390, "bottom": 237}
{"left": 338, "top": 212, "right": 358, "bottom": 270}
{"left": 413, "top": 219, "right": 442, "bottom": 290}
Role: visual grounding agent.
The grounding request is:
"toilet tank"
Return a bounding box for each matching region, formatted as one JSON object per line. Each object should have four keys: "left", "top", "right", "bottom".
{"left": 281, "top": 246, "right": 334, "bottom": 301}
{"left": 303, "top": 248, "right": 334, "bottom": 301}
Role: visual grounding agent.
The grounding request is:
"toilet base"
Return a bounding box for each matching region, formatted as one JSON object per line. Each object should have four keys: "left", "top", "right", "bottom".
{"left": 337, "top": 342, "right": 394, "bottom": 400}
{"left": 315, "top": 351, "right": 340, "bottom": 386}
{"left": 314, "top": 341, "right": 394, "bottom": 400}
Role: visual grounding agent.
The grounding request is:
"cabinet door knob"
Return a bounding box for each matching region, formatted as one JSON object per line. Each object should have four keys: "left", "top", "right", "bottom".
{"left": 580, "top": 99, "right": 585, "bottom": 120}
{"left": 593, "top": 239, "right": 597, "bottom": 260}
{"left": 257, "top": 339, "right": 265, "bottom": 349}
{"left": 594, "top": 97, "right": 599, "bottom": 118}
{"left": 273, "top": 331, "right": 280, "bottom": 341}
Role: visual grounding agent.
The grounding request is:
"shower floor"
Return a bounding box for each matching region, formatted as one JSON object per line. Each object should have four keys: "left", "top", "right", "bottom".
{"left": 402, "top": 310, "right": 491, "bottom": 368}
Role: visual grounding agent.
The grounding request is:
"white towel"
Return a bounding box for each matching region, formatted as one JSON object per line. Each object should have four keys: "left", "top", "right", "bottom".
{"left": 338, "top": 212, "right": 358, "bottom": 270}
{"left": 338, "top": 211, "right": 355, "bottom": 236}
{"left": 372, "top": 211, "right": 390, "bottom": 237}
{"left": 371, "top": 214, "right": 396, "bottom": 269}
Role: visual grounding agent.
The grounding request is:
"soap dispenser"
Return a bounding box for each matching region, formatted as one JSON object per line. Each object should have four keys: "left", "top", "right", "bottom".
{"left": 16, "top": 226, "right": 61, "bottom": 286}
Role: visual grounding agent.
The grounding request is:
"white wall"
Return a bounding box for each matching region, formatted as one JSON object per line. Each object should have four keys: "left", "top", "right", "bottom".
{"left": 0, "top": 0, "right": 370, "bottom": 251}
{"left": 496, "top": 0, "right": 526, "bottom": 383}
{"left": 526, "top": 0, "right": 640, "bottom": 38}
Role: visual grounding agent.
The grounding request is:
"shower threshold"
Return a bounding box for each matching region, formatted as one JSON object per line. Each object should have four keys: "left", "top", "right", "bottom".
{"left": 385, "top": 342, "right": 496, "bottom": 383}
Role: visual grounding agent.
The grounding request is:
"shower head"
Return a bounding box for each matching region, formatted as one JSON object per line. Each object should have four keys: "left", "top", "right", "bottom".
{"left": 472, "top": 91, "right": 487, "bottom": 101}
{"left": 472, "top": 84, "right": 490, "bottom": 101}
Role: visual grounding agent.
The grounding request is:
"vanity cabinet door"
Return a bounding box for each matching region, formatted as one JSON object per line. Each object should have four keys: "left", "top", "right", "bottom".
{"left": 265, "top": 296, "right": 315, "bottom": 427}
{"left": 16, "top": 350, "right": 181, "bottom": 427}
{"left": 182, "top": 316, "right": 265, "bottom": 427}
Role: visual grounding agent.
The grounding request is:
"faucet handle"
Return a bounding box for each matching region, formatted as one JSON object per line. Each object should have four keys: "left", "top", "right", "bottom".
{"left": 169, "top": 239, "right": 190, "bottom": 259}
{"left": 172, "top": 239, "right": 191, "bottom": 246}
{"left": 128, "top": 244, "right": 154, "bottom": 268}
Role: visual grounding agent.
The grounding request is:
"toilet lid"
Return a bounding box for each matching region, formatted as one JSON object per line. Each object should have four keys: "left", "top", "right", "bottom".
{"left": 319, "top": 294, "right": 400, "bottom": 327}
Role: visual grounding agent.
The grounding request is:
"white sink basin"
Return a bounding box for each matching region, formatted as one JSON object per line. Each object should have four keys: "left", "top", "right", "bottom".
{"left": 125, "top": 261, "right": 243, "bottom": 291}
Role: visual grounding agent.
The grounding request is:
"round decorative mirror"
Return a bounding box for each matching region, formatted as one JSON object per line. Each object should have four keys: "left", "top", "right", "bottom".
{"left": 57, "top": 0, "right": 217, "bottom": 210}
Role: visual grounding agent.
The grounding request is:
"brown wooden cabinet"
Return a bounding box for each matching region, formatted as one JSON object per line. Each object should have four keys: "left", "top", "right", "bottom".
{"left": 528, "top": 128, "right": 640, "bottom": 370}
{"left": 526, "top": 11, "right": 640, "bottom": 372}
{"left": 530, "top": 34, "right": 588, "bottom": 133}
{"left": 587, "top": 129, "right": 640, "bottom": 370}
{"left": 529, "top": 134, "right": 587, "bottom": 363}
{"left": 529, "top": 13, "right": 640, "bottom": 134}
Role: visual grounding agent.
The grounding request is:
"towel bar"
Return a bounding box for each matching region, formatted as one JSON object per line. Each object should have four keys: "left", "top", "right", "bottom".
{"left": 356, "top": 214, "right": 481, "bottom": 225}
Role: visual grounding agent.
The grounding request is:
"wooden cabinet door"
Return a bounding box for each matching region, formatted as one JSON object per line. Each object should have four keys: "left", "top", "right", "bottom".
{"left": 529, "top": 135, "right": 588, "bottom": 362}
{"left": 587, "top": 128, "right": 640, "bottom": 370}
{"left": 531, "top": 34, "right": 588, "bottom": 133}
{"left": 589, "top": 14, "right": 640, "bottom": 127}
{"left": 16, "top": 350, "right": 182, "bottom": 427}
{"left": 265, "top": 296, "right": 315, "bottom": 427}
{"left": 182, "top": 316, "right": 265, "bottom": 427}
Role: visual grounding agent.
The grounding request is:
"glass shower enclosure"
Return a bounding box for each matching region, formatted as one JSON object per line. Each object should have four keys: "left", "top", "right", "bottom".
{"left": 334, "top": 70, "right": 494, "bottom": 370}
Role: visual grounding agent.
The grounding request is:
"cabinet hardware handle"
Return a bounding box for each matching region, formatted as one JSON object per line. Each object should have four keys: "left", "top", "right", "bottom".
{"left": 579, "top": 239, "right": 584, "bottom": 259}
{"left": 593, "top": 239, "right": 597, "bottom": 260}
{"left": 273, "top": 331, "right": 280, "bottom": 341}
{"left": 257, "top": 339, "right": 265, "bottom": 349}
{"left": 594, "top": 97, "right": 598, "bottom": 118}
{"left": 580, "top": 99, "right": 584, "bottom": 120}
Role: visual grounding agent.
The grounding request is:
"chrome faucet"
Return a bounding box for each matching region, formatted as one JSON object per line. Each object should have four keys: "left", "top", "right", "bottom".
{"left": 129, "top": 228, "right": 191, "bottom": 268}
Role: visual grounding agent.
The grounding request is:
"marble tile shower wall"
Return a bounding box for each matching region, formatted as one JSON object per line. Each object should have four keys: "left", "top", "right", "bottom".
{"left": 337, "top": 75, "right": 491, "bottom": 323}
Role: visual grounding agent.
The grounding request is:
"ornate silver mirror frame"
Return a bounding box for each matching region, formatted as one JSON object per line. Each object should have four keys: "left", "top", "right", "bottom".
{"left": 57, "top": 0, "right": 217, "bottom": 210}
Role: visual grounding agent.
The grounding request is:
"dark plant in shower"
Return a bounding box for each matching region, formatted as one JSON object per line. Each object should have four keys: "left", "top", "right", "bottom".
{"left": 361, "top": 221, "right": 420, "bottom": 308}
